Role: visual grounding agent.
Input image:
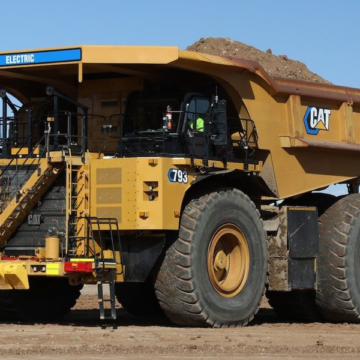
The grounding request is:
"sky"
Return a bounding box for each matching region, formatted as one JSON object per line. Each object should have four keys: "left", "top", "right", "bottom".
{"left": 1, "top": 0, "right": 358, "bottom": 195}
{"left": 1, "top": 0, "right": 360, "bottom": 88}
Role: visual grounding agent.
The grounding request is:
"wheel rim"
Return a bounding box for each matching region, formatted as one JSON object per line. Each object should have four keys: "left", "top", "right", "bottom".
{"left": 207, "top": 223, "right": 250, "bottom": 298}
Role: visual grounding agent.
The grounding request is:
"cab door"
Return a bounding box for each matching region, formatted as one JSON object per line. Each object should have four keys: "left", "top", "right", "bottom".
{"left": 182, "top": 95, "right": 210, "bottom": 158}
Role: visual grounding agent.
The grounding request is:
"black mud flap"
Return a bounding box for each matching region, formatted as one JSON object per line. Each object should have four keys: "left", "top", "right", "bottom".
{"left": 267, "top": 206, "right": 319, "bottom": 291}
{"left": 288, "top": 207, "right": 319, "bottom": 289}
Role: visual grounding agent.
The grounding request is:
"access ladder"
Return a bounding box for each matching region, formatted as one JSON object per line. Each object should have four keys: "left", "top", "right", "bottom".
{"left": 67, "top": 216, "right": 122, "bottom": 320}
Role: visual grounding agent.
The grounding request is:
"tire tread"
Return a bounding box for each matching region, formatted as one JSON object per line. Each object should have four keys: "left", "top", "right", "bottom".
{"left": 155, "top": 188, "right": 267, "bottom": 327}
{"left": 316, "top": 194, "right": 360, "bottom": 322}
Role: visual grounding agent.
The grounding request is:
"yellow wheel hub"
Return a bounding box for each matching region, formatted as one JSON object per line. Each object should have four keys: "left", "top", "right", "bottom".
{"left": 207, "top": 223, "right": 250, "bottom": 298}
{"left": 214, "top": 250, "right": 228, "bottom": 271}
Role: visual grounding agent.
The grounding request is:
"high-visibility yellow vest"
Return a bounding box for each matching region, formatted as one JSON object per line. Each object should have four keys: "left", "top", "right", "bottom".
{"left": 189, "top": 117, "right": 204, "bottom": 132}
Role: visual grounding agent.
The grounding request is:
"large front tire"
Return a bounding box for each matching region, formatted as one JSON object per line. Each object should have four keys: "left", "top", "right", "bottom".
{"left": 316, "top": 194, "right": 360, "bottom": 322}
{"left": 155, "top": 189, "right": 268, "bottom": 327}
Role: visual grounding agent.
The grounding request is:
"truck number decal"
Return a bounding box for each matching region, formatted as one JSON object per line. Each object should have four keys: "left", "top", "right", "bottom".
{"left": 303, "top": 106, "right": 331, "bottom": 135}
{"left": 168, "top": 169, "right": 188, "bottom": 184}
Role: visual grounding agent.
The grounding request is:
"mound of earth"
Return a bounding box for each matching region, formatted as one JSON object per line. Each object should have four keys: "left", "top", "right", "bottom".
{"left": 187, "top": 37, "right": 330, "bottom": 84}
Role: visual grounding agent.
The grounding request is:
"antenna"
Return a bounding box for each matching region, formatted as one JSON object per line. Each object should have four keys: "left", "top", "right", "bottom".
{"left": 214, "top": 86, "right": 218, "bottom": 103}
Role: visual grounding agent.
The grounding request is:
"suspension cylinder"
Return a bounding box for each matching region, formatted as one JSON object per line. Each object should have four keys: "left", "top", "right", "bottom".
{"left": 45, "top": 235, "right": 60, "bottom": 260}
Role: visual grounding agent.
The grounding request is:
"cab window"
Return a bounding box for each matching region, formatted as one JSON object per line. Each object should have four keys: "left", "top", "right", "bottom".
{"left": 184, "top": 97, "right": 210, "bottom": 132}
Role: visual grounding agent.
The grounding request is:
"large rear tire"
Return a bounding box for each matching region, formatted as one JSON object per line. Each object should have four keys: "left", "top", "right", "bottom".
{"left": 0, "top": 277, "right": 82, "bottom": 321}
{"left": 316, "top": 194, "right": 360, "bottom": 322}
{"left": 155, "top": 189, "right": 268, "bottom": 327}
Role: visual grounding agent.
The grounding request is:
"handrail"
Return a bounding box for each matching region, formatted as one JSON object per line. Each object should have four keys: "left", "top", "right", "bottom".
{"left": 67, "top": 216, "right": 122, "bottom": 265}
{"left": 2, "top": 133, "right": 46, "bottom": 203}
{"left": 0, "top": 98, "right": 53, "bottom": 158}
{"left": 0, "top": 120, "right": 45, "bottom": 176}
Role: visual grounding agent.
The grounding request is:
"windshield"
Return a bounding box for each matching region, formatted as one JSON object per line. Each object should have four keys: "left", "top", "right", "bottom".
{"left": 124, "top": 95, "right": 182, "bottom": 135}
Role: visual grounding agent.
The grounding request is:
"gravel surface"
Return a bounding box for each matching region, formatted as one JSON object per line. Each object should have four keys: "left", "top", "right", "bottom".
{"left": 1, "top": 290, "right": 360, "bottom": 359}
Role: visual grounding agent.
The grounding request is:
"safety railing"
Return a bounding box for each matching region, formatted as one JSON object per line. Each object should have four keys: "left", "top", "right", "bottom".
{"left": 67, "top": 216, "right": 122, "bottom": 264}
{"left": 0, "top": 130, "right": 47, "bottom": 211}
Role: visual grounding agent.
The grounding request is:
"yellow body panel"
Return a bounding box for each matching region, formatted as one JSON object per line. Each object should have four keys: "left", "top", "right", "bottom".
{"left": 89, "top": 157, "right": 196, "bottom": 230}
{"left": 0, "top": 262, "right": 29, "bottom": 289}
{"left": 10, "top": 147, "right": 39, "bottom": 156}
{"left": 235, "top": 74, "right": 360, "bottom": 198}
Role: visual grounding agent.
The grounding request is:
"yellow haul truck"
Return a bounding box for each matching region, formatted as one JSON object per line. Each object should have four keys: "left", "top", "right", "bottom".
{"left": 0, "top": 46, "right": 360, "bottom": 326}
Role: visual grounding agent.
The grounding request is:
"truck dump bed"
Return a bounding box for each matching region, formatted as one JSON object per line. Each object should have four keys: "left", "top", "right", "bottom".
{"left": 179, "top": 51, "right": 360, "bottom": 198}
{"left": 1, "top": 45, "right": 360, "bottom": 198}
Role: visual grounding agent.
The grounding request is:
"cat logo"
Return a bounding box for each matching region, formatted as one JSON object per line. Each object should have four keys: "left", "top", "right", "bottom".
{"left": 303, "top": 107, "right": 331, "bottom": 135}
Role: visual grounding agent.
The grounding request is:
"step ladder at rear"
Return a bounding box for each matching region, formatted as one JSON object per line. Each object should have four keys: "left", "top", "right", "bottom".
{"left": 66, "top": 216, "right": 122, "bottom": 320}
{"left": 97, "top": 264, "right": 117, "bottom": 320}
{"left": 94, "top": 217, "right": 121, "bottom": 320}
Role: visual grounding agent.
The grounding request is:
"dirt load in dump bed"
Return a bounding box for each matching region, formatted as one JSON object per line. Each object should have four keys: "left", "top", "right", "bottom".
{"left": 187, "top": 37, "right": 330, "bottom": 84}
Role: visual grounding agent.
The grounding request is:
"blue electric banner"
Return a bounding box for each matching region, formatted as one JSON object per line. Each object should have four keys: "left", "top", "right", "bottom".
{"left": 0, "top": 48, "right": 82, "bottom": 67}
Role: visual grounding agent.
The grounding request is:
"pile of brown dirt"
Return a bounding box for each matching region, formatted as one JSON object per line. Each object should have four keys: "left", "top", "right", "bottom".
{"left": 187, "top": 37, "right": 330, "bottom": 84}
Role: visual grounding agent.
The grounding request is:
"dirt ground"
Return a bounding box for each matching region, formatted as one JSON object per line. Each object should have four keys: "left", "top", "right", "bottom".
{"left": 1, "top": 287, "right": 360, "bottom": 359}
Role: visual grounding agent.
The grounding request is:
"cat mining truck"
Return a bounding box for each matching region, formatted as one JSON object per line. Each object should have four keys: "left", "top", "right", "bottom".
{"left": 0, "top": 45, "right": 360, "bottom": 326}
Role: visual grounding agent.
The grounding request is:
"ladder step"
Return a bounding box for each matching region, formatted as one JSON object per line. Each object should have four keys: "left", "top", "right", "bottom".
{"left": 97, "top": 264, "right": 117, "bottom": 269}
{"left": 96, "top": 268, "right": 117, "bottom": 320}
{"left": 68, "top": 235, "right": 92, "bottom": 239}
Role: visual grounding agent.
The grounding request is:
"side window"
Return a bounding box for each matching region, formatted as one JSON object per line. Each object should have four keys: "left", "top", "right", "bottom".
{"left": 185, "top": 97, "right": 210, "bottom": 132}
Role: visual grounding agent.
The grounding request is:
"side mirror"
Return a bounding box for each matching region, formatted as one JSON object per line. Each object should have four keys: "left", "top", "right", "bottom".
{"left": 210, "top": 100, "right": 227, "bottom": 146}
{"left": 0, "top": 88, "right": 6, "bottom": 99}
{"left": 46, "top": 86, "right": 54, "bottom": 96}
